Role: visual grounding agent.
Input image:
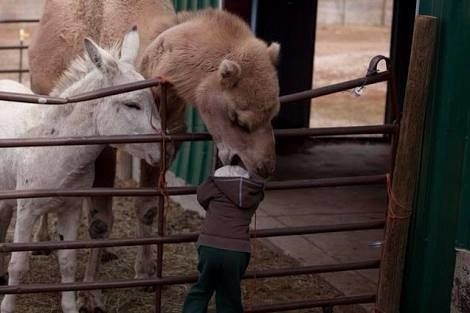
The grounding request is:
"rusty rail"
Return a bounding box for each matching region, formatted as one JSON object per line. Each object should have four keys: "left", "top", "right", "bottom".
{"left": 0, "top": 220, "right": 385, "bottom": 252}
{"left": 0, "top": 175, "right": 386, "bottom": 200}
{"left": 0, "top": 69, "right": 28, "bottom": 74}
{"left": 0, "top": 260, "right": 380, "bottom": 294}
{"left": 0, "top": 19, "right": 39, "bottom": 23}
{"left": 0, "top": 125, "right": 397, "bottom": 148}
{"left": 245, "top": 294, "right": 377, "bottom": 313}
{"left": 0, "top": 77, "right": 163, "bottom": 104}
{"left": 0, "top": 45, "right": 28, "bottom": 50}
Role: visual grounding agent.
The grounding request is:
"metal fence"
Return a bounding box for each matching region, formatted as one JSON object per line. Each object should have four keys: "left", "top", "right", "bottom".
{"left": 0, "top": 18, "right": 398, "bottom": 313}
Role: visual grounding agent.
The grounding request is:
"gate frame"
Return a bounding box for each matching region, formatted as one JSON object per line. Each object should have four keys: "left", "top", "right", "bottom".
{"left": 0, "top": 17, "right": 404, "bottom": 313}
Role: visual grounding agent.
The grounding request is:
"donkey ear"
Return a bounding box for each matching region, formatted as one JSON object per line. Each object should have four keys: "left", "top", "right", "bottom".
{"left": 267, "top": 42, "right": 280, "bottom": 66}
{"left": 84, "top": 37, "right": 119, "bottom": 76}
{"left": 219, "top": 59, "right": 241, "bottom": 88}
{"left": 121, "top": 25, "right": 140, "bottom": 64}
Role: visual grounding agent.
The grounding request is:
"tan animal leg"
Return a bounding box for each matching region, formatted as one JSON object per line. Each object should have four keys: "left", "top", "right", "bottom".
{"left": 134, "top": 161, "right": 159, "bottom": 281}
{"left": 0, "top": 204, "right": 13, "bottom": 285}
{"left": 78, "top": 148, "right": 116, "bottom": 313}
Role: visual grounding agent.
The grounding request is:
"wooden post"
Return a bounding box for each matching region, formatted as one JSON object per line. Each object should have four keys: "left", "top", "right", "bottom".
{"left": 376, "top": 15, "right": 437, "bottom": 313}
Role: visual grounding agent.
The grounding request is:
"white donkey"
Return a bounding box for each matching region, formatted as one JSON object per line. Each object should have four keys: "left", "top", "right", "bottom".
{"left": 0, "top": 28, "right": 161, "bottom": 313}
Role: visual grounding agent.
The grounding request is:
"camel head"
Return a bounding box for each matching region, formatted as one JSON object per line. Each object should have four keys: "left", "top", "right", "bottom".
{"left": 195, "top": 40, "right": 280, "bottom": 178}
{"left": 139, "top": 9, "right": 281, "bottom": 178}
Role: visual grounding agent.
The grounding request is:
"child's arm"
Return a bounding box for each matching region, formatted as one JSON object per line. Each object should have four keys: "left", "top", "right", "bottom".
{"left": 196, "top": 180, "right": 215, "bottom": 210}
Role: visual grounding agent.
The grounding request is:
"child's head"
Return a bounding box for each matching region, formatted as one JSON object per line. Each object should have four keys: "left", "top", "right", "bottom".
{"left": 214, "top": 165, "right": 250, "bottom": 178}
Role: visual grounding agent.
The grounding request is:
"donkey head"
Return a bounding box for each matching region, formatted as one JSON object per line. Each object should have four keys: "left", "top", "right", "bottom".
{"left": 85, "top": 28, "right": 162, "bottom": 166}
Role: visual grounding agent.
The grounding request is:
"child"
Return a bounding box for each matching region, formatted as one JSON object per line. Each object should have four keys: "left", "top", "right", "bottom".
{"left": 182, "top": 165, "right": 265, "bottom": 313}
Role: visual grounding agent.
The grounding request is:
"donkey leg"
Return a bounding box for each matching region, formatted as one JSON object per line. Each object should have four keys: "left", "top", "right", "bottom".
{"left": 57, "top": 207, "right": 81, "bottom": 313}
{"left": 1, "top": 206, "right": 38, "bottom": 313}
{"left": 78, "top": 148, "right": 115, "bottom": 313}
{"left": 0, "top": 203, "right": 13, "bottom": 285}
{"left": 31, "top": 214, "right": 52, "bottom": 256}
{"left": 134, "top": 161, "right": 159, "bottom": 282}
{"left": 77, "top": 198, "right": 109, "bottom": 313}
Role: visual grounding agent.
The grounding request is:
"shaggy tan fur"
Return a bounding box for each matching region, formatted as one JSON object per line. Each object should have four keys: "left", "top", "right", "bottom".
{"left": 29, "top": 0, "right": 175, "bottom": 94}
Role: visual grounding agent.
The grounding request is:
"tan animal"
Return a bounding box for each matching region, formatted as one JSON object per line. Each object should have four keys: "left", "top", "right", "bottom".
{"left": 28, "top": 1, "right": 280, "bottom": 312}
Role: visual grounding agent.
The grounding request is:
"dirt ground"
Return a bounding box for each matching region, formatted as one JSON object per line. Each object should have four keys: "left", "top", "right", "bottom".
{"left": 312, "top": 25, "right": 391, "bottom": 127}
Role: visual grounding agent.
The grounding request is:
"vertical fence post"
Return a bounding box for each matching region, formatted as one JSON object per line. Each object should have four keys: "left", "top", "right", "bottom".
{"left": 155, "top": 82, "right": 169, "bottom": 313}
{"left": 375, "top": 15, "right": 437, "bottom": 313}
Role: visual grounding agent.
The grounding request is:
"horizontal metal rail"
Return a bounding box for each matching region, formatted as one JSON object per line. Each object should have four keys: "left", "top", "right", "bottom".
{"left": 0, "top": 77, "right": 164, "bottom": 104}
{"left": 280, "top": 71, "right": 390, "bottom": 104}
{"left": 0, "top": 175, "right": 386, "bottom": 200}
{"left": 0, "top": 69, "right": 28, "bottom": 74}
{"left": 0, "top": 45, "right": 28, "bottom": 50}
{"left": 0, "top": 19, "right": 39, "bottom": 23}
{"left": 245, "top": 294, "right": 377, "bottom": 313}
{"left": 0, "top": 125, "right": 397, "bottom": 148}
{"left": 0, "top": 260, "right": 380, "bottom": 294}
{"left": 0, "top": 221, "right": 385, "bottom": 252}
{"left": 0, "top": 70, "right": 386, "bottom": 105}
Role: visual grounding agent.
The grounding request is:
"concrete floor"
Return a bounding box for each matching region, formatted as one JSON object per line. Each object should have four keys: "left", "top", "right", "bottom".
{"left": 257, "top": 141, "right": 391, "bottom": 310}
{"left": 169, "top": 140, "right": 392, "bottom": 310}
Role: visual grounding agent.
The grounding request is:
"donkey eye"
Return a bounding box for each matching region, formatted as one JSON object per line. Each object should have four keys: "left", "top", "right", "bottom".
{"left": 124, "top": 102, "right": 141, "bottom": 110}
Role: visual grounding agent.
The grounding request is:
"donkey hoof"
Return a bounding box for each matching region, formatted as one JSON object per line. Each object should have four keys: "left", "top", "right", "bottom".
{"left": 32, "top": 249, "right": 52, "bottom": 256}
{"left": 100, "top": 250, "right": 118, "bottom": 263}
{"left": 0, "top": 274, "right": 8, "bottom": 285}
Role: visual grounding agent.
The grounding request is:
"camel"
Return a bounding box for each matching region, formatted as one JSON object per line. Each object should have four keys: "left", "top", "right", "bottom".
{"left": 28, "top": 1, "right": 280, "bottom": 312}
{"left": 0, "top": 28, "right": 161, "bottom": 313}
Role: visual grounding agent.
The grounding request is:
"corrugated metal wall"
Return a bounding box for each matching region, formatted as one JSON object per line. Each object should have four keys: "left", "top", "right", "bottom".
{"left": 173, "top": 0, "right": 219, "bottom": 10}
{"left": 170, "top": 0, "right": 219, "bottom": 185}
{"left": 401, "top": 1, "right": 470, "bottom": 312}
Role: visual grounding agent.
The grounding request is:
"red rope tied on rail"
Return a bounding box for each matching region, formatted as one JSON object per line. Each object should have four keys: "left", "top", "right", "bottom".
{"left": 150, "top": 78, "right": 171, "bottom": 205}
{"left": 372, "top": 174, "right": 412, "bottom": 313}
{"left": 385, "top": 174, "right": 411, "bottom": 220}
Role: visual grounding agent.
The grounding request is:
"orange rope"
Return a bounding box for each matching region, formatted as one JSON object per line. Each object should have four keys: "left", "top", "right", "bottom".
{"left": 150, "top": 82, "right": 170, "bottom": 205}
{"left": 385, "top": 174, "right": 411, "bottom": 220}
{"left": 373, "top": 174, "right": 412, "bottom": 313}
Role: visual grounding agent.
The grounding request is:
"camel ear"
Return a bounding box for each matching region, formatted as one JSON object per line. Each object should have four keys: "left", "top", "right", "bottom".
{"left": 121, "top": 25, "right": 140, "bottom": 64}
{"left": 267, "top": 42, "right": 280, "bottom": 66}
{"left": 84, "top": 37, "right": 118, "bottom": 76}
{"left": 219, "top": 59, "right": 241, "bottom": 88}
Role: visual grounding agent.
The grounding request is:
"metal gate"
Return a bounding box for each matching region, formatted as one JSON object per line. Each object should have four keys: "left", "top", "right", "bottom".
{"left": 0, "top": 17, "right": 399, "bottom": 313}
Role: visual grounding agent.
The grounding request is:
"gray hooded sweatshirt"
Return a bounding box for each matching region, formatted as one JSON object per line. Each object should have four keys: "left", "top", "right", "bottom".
{"left": 196, "top": 170, "right": 265, "bottom": 253}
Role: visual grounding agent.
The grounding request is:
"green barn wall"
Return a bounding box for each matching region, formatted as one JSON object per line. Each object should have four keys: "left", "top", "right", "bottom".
{"left": 169, "top": 0, "right": 219, "bottom": 185}
{"left": 401, "top": 1, "right": 470, "bottom": 313}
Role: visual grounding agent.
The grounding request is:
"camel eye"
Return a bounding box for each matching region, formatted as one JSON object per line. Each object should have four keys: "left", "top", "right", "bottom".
{"left": 124, "top": 102, "right": 141, "bottom": 110}
{"left": 229, "top": 111, "right": 250, "bottom": 133}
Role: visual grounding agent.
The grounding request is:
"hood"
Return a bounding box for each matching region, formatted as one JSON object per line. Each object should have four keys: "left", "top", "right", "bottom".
{"left": 211, "top": 176, "right": 265, "bottom": 209}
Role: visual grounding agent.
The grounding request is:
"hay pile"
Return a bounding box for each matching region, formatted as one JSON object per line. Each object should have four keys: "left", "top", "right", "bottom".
{"left": 3, "top": 181, "right": 366, "bottom": 313}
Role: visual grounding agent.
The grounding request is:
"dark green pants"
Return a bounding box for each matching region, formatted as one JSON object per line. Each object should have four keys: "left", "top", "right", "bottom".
{"left": 182, "top": 245, "right": 250, "bottom": 313}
